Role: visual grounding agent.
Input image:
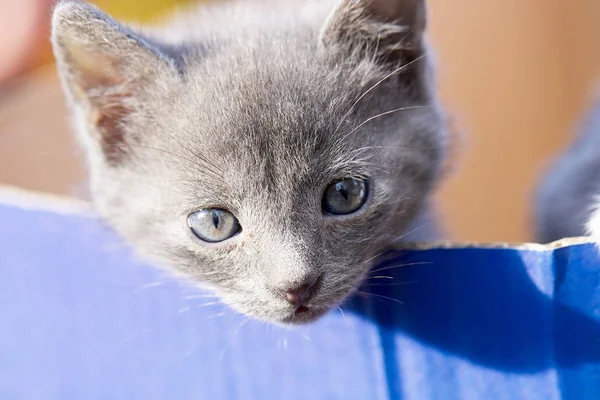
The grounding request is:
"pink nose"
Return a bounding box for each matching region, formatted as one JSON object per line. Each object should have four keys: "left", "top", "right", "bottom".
{"left": 276, "top": 276, "right": 319, "bottom": 305}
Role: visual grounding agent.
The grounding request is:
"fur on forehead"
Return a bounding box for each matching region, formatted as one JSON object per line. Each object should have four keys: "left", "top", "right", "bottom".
{"left": 51, "top": 0, "right": 432, "bottom": 169}
{"left": 165, "top": 51, "right": 435, "bottom": 177}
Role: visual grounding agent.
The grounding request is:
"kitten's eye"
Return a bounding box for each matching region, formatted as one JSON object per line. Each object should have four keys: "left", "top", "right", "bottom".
{"left": 322, "top": 178, "right": 369, "bottom": 215}
{"left": 187, "top": 209, "right": 241, "bottom": 243}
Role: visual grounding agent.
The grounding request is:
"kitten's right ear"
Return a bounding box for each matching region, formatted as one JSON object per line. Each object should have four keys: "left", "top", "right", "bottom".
{"left": 320, "top": 0, "right": 426, "bottom": 66}
{"left": 51, "top": 1, "right": 179, "bottom": 165}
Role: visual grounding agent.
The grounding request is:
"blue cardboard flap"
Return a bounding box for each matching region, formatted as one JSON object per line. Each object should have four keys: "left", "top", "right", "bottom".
{"left": 0, "top": 186, "right": 598, "bottom": 400}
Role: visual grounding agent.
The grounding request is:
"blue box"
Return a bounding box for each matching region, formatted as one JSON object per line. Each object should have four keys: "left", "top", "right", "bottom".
{"left": 1, "top": 186, "right": 598, "bottom": 399}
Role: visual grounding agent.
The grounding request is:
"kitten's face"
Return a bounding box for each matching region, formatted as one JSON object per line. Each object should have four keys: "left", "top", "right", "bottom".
{"left": 52, "top": 0, "right": 446, "bottom": 324}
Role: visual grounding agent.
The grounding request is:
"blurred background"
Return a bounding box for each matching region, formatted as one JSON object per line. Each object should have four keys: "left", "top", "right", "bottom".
{"left": 0, "top": 0, "right": 599, "bottom": 242}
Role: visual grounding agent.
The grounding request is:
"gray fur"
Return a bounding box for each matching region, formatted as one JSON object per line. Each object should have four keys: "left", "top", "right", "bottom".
{"left": 535, "top": 94, "right": 600, "bottom": 243}
{"left": 51, "top": 0, "right": 447, "bottom": 324}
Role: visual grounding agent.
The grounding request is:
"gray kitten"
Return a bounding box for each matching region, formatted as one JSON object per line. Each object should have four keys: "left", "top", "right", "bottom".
{"left": 535, "top": 93, "right": 600, "bottom": 244}
{"left": 51, "top": 0, "right": 448, "bottom": 325}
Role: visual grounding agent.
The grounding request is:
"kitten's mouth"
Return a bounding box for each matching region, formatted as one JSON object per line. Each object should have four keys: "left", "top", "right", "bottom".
{"left": 279, "top": 304, "right": 328, "bottom": 325}
{"left": 295, "top": 305, "right": 310, "bottom": 314}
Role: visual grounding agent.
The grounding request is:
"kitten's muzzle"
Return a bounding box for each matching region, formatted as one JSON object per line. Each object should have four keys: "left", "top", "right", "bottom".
{"left": 275, "top": 273, "right": 320, "bottom": 312}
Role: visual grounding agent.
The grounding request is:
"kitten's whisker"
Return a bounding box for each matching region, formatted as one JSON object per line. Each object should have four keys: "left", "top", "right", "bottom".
{"left": 194, "top": 301, "right": 221, "bottom": 309}
{"left": 362, "top": 220, "right": 432, "bottom": 266}
{"left": 365, "top": 275, "right": 394, "bottom": 280}
{"left": 133, "top": 281, "right": 165, "bottom": 293}
{"left": 334, "top": 159, "right": 391, "bottom": 176}
{"left": 221, "top": 318, "right": 249, "bottom": 361}
{"left": 218, "top": 344, "right": 230, "bottom": 361}
{"left": 350, "top": 144, "right": 439, "bottom": 155}
{"left": 340, "top": 105, "right": 429, "bottom": 143}
{"left": 179, "top": 300, "right": 223, "bottom": 315}
{"left": 364, "top": 279, "right": 419, "bottom": 288}
{"left": 337, "top": 305, "right": 347, "bottom": 321}
{"left": 235, "top": 318, "right": 249, "bottom": 335}
{"left": 362, "top": 250, "right": 387, "bottom": 266}
{"left": 368, "top": 261, "right": 431, "bottom": 274}
{"left": 354, "top": 291, "right": 394, "bottom": 308}
{"left": 182, "top": 294, "right": 218, "bottom": 300}
{"left": 390, "top": 220, "right": 432, "bottom": 244}
{"left": 356, "top": 291, "right": 404, "bottom": 305}
{"left": 181, "top": 342, "right": 204, "bottom": 362}
{"left": 332, "top": 53, "right": 427, "bottom": 137}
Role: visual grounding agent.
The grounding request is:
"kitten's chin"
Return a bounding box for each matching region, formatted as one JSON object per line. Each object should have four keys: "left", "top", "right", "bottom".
{"left": 234, "top": 302, "right": 333, "bottom": 326}
{"left": 276, "top": 307, "right": 330, "bottom": 326}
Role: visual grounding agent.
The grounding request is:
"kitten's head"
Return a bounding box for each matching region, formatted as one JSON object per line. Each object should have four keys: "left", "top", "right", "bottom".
{"left": 52, "top": 0, "right": 446, "bottom": 324}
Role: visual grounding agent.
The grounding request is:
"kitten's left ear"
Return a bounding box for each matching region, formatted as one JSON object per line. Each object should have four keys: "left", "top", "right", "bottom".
{"left": 320, "top": 0, "right": 426, "bottom": 65}
{"left": 51, "top": 1, "right": 180, "bottom": 166}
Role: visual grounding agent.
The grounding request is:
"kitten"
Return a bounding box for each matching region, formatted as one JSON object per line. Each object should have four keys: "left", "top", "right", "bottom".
{"left": 535, "top": 94, "right": 600, "bottom": 245}
{"left": 51, "top": 0, "right": 448, "bottom": 325}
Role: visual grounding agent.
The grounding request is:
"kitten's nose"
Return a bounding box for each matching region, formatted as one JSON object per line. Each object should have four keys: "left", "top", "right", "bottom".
{"left": 276, "top": 275, "right": 319, "bottom": 305}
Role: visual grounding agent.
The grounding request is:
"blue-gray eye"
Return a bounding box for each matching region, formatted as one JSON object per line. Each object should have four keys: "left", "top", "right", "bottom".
{"left": 322, "top": 178, "right": 369, "bottom": 215}
{"left": 187, "top": 209, "right": 241, "bottom": 243}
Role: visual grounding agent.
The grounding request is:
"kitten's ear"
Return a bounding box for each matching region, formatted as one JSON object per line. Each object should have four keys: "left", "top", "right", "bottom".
{"left": 51, "top": 1, "right": 179, "bottom": 165}
{"left": 320, "top": 0, "right": 426, "bottom": 65}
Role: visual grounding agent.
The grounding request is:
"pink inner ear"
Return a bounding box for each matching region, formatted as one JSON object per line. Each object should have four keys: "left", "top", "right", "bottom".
{"left": 91, "top": 95, "right": 132, "bottom": 166}
{"left": 60, "top": 39, "right": 140, "bottom": 165}
{"left": 66, "top": 55, "right": 134, "bottom": 165}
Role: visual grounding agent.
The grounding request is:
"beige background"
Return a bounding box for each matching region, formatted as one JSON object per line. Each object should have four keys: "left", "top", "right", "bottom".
{"left": 1, "top": 0, "right": 599, "bottom": 242}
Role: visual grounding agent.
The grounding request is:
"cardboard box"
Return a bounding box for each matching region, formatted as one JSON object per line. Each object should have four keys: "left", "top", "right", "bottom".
{"left": 0, "top": 184, "right": 598, "bottom": 399}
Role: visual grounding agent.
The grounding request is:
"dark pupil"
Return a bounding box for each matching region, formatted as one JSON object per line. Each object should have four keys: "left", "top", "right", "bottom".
{"left": 336, "top": 182, "right": 349, "bottom": 201}
{"left": 212, "top": 211, "right": 220, "bottom": 229}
